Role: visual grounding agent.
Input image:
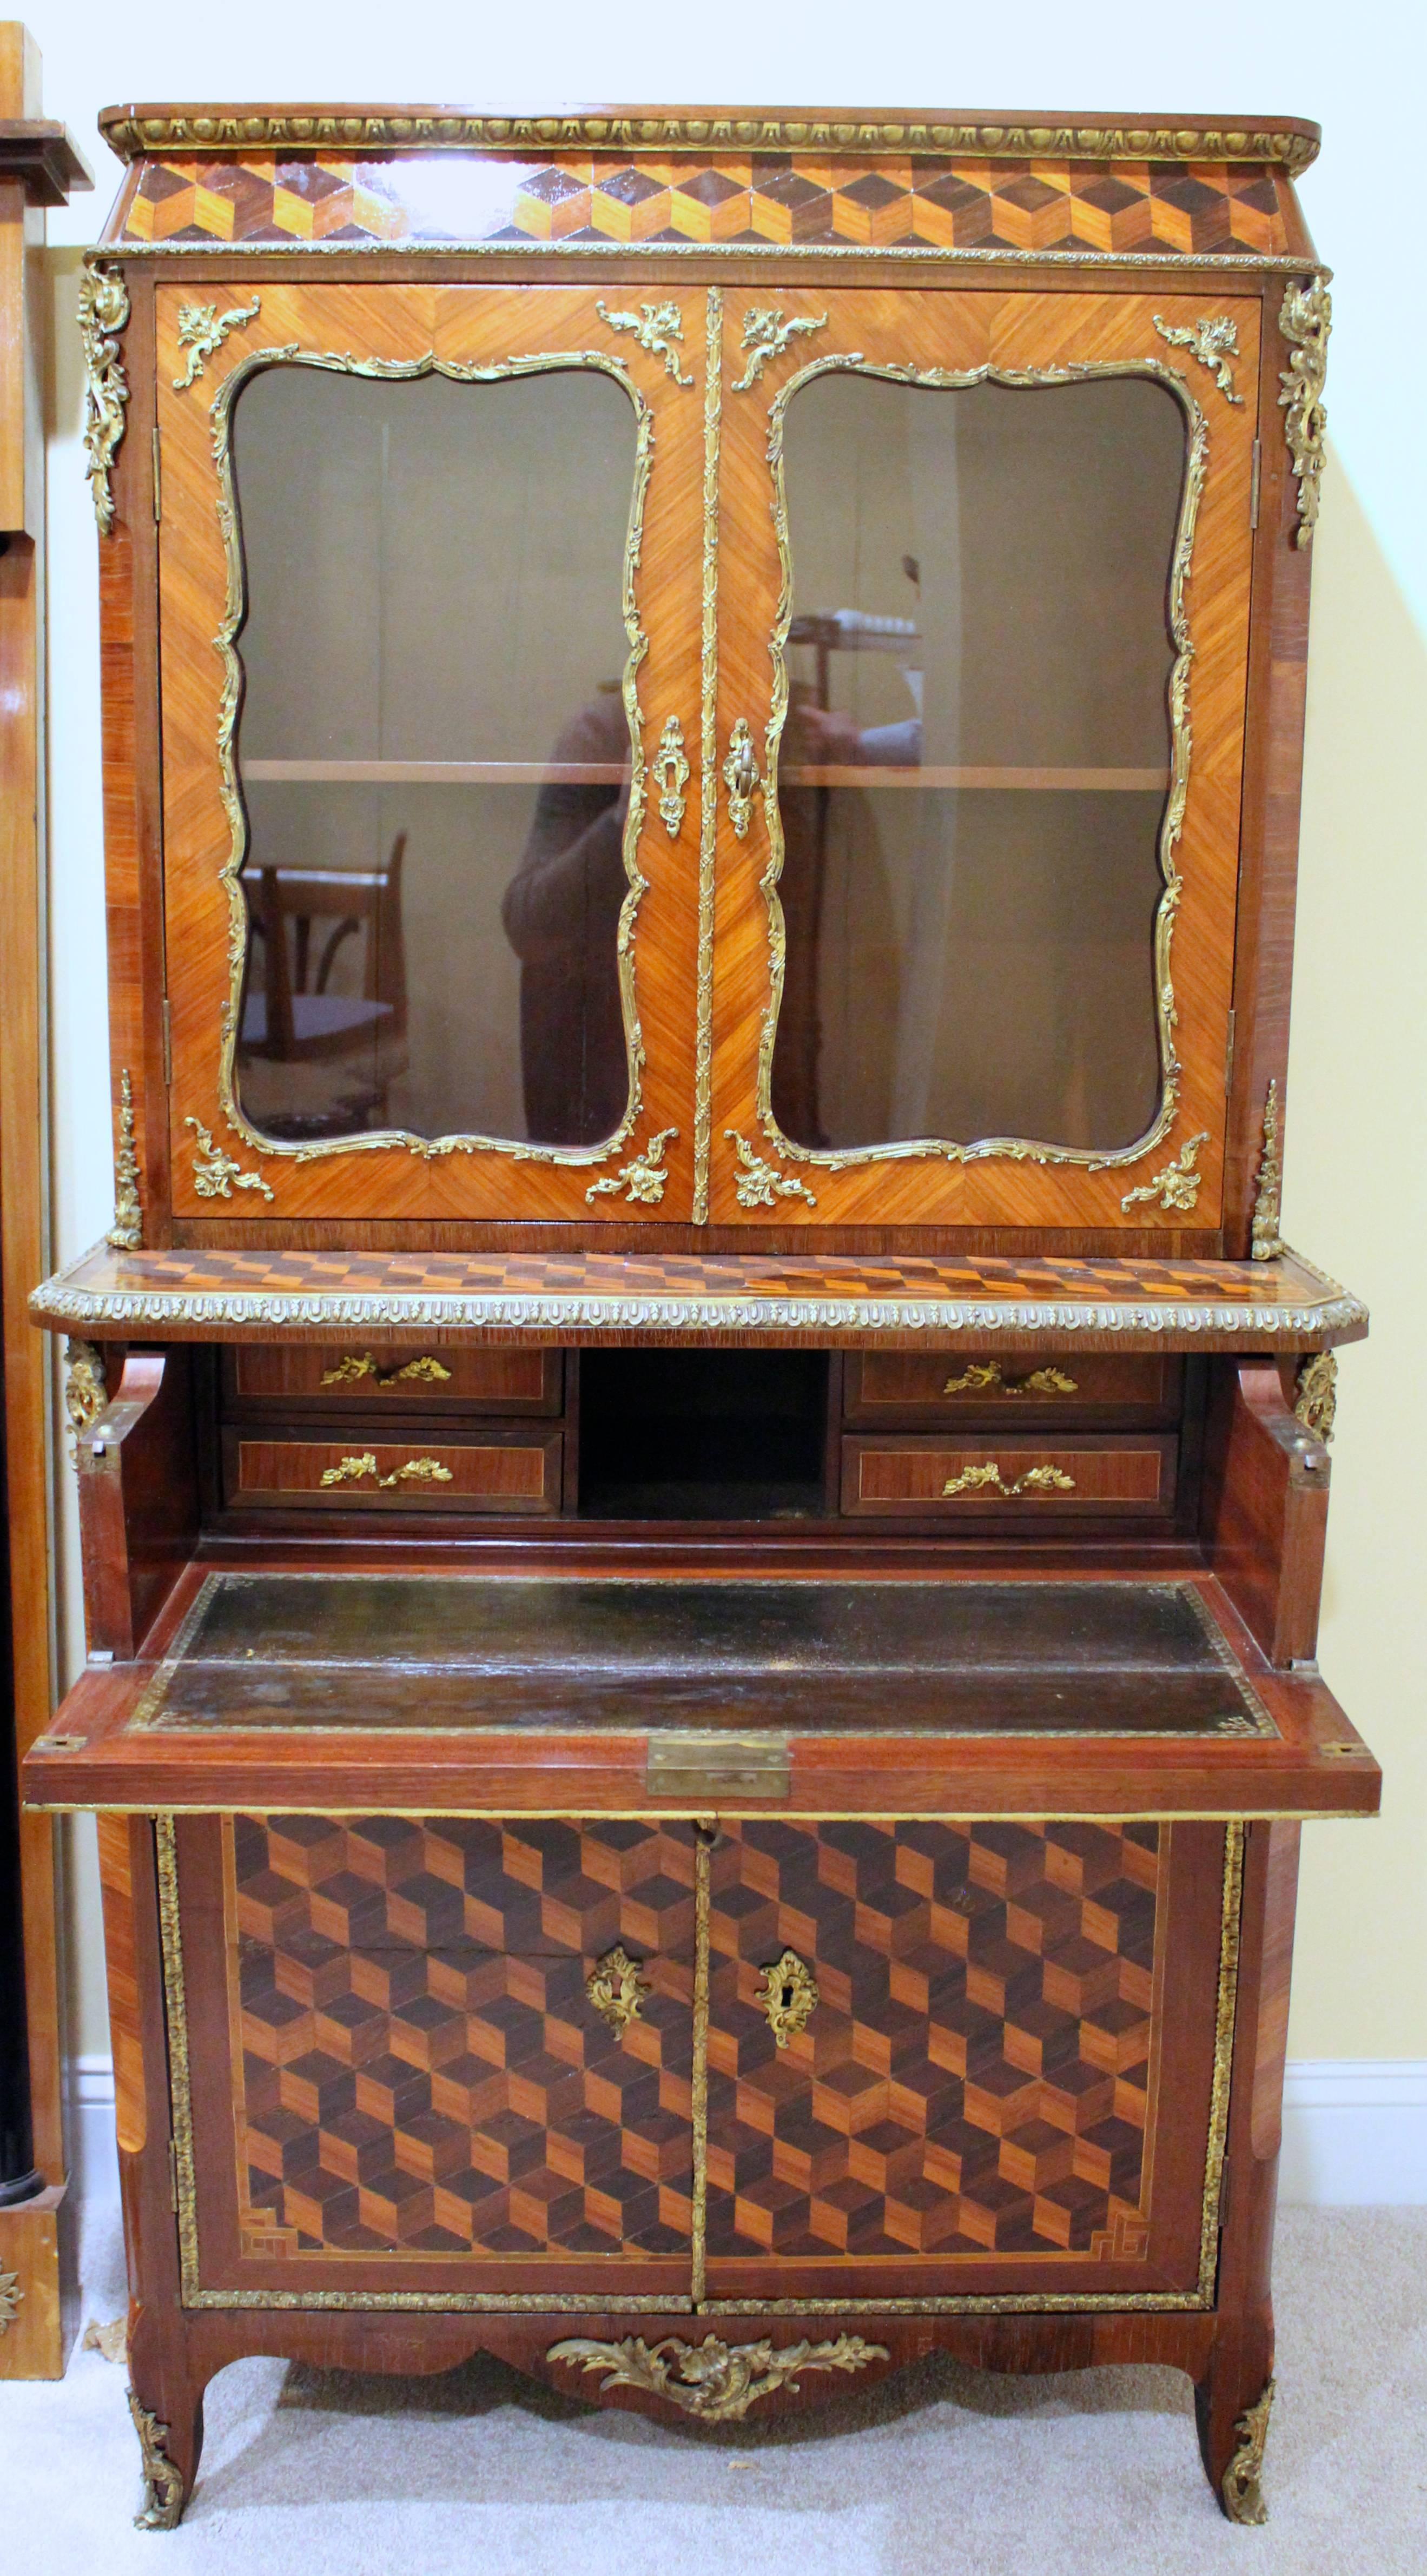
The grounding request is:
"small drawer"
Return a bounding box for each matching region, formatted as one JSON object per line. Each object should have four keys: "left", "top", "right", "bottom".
{"left": 841, "top": 1433, "right": 1177, "bottom": 1518}
{"left": 223, "top": 1429, "right": 563, "bottom": 1515}
{"left": 843, "top": 1351, "right": 1180, "bottom": 1426}
{"left": 224, "top": 1346, "right": 562, "bottom": 1416}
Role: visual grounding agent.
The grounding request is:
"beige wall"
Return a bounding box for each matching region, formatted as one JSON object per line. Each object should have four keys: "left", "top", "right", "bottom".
{"left": 23, "top": 3, "right": 1426, "bottom": 2069}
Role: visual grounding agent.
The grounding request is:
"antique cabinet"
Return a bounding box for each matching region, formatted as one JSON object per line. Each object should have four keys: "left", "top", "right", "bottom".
{"left": 25, "top": 101, "right": 1374, "bottom": 2528}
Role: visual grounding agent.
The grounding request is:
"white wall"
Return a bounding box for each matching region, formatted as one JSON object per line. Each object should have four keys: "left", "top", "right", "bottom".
{"left": 20, "top": 0, "right": 1427, "bottom": 2081}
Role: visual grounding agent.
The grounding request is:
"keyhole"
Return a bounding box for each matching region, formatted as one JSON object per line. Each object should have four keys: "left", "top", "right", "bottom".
{"left": 781, "top": 1983, "right": 794, "bottom": 2011}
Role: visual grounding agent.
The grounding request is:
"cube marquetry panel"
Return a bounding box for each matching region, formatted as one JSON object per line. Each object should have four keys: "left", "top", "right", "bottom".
{"left": 231, "top": 1815, "right": 696, "bottom": 2259}
{"left": 706, "top": 1819, "right": 1160, "bottom": 2262}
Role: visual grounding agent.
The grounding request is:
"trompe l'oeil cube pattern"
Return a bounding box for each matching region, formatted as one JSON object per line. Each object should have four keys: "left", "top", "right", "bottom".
{"left": 233, "top": 1815, "right": 696, "bottom": 2260}
{"left": 228, "top": 1812, "right": 1161, "bottom": 2275}
{"left": 116, "top": 153, "right": 1292, "bottom": 257}
{"left": 708, "top": 1819, "right": 1159, "bottom": 2263}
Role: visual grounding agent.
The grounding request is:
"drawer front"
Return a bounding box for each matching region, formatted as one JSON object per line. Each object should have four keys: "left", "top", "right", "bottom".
{"left": 224, "top": 1429, "right": 563, "bottom": 1514}
{"left": 844, "top": 1352, "right": 1180, "bottom": 1425}
{"left": 226, "top": 1346, "right": 562, "bottom": 1415}
{"left": 842, "top": 1434, "right": 1177, "bottom": 1517}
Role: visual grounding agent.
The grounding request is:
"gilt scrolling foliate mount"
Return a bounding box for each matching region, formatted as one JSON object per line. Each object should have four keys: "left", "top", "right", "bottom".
{"left": 1119, "top": 1131, "right": 1210, "bottom": 1215}
{"left": 943, "top": 1362, "right": 1078, "bottom": 1398}
{"left": 941, "top": 1462, "right": 1076, "bottom": 1499}
{"left": 548, "top": 2332, "right": 887, "bottom": 2421}
{"left": 1221, "top": 2376, "right": 1275, "bottom": 2525}
{"left": 1151, "top": 313, "right": 1243, "bottom": 404}
{"left": 596, "top": 299, "right": 692, "bottom": 385}
{"left": 318, "top": 1453, "right": 454, "bottom": 1488}
{"left": 319, "top": 1353, "right": 452, "bottom": 1388}
{"left": 1279, "top": 278, "right": 1330, "bottom": 544}
{"left": 107, "top": 1068, "right": 143, "bottom": 1248}
{"left": 173, "top": 294, "right": 261, "bottom": 389}
{"left": 78, "top": 262, "right": 130, "bottom": 536}
{"left": 733, "top": 309, "right": 828, "bottom": 390}
{"left": 585, "top": 1128, "right": 678, "bottom": 1206}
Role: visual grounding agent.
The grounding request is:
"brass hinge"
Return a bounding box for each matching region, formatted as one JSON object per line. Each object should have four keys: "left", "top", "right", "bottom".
{"left": 161, "top": 997, "right": 172, "bottom": 1088}
{"left": 167, "top": 2139, "right": 179, "bottom": 2214}
{"left": 151, "top": 427, "right": 161, "bottom": 524}
{"left": 1224, "top": 1007, "right": 1236, "bottom": 1096}
{"left": 1249, "top": 438, "right": 1261, "bottom": 530}
{"left": 646, "top": 1732, "right": 790, "bottom": 1802}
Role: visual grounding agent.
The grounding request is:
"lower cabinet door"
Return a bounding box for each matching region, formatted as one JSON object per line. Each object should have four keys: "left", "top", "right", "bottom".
{"left": 703, "top": 1818, "right": 1233, "bottom": 2308}
{"left": 169, "top": 1815, "right": 696, "bottom": 2306}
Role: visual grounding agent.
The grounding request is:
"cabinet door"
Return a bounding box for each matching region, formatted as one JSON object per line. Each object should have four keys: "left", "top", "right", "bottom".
{"left": 173, "top": 1815, "right": 696, "bottom": 2306}
{"left": 709, "top": 288, "right": 1260, "bottom": 1231}
{"left": 704, "top": 1819, "right": 1231, "bottom": 2305}
{"left": 157, "top": 282, "right": 706, "bottom": 1223}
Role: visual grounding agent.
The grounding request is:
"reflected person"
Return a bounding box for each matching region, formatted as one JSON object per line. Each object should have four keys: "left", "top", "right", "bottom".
{"left": 502, "top": 685, "right": 631, "bottom": 1148}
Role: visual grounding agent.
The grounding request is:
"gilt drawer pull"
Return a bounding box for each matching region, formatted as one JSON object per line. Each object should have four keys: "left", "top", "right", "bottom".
{"left": 586, "top": 1946, "right": 651, "bottom": 2040}
{"left": 319, "top": 1353, "right": 453, "bottom": 1388}
{"left": 941, "top": 1462, "right": 1076, "bottom": 1499}
{"left": 319, "top": 1452, "right": 455, "bottom": 1488}
{"left": 942, "top": 1362, "right": 1079, "bottom": 1398}
{"left": 759, "top": 1948, "right": 818, "bottom": 2047}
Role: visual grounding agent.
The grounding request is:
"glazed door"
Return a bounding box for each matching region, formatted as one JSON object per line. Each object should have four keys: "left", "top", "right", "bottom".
{"left": 157, "top": 281, "right": 706, "bottom": 1223}
{"left": 708, "top": 287, "right": 1260, "bottom": 1231}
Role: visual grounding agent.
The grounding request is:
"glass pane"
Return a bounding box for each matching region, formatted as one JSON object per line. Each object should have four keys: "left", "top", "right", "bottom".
{"left": 773, "top": 372, "right": 1186, "bottom": 1154}
{"left": 228, "top": 362, "right": 639, "bottom": 1147}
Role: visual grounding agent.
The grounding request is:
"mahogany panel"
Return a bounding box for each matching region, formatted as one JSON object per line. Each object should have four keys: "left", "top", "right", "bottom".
{"left": 843, "top": 1435, "right": 1176, "bottom": 1518}
{"left": 227, "top": 1344, "right": 561, "bottom": 1413}
{"left": 223, "top": 1429, "right": 561, "bottom": 1515}
{"left": 1201, "top": 1361, "right": 1328, "bottom": 1664}
{"left": 845, "top": 1350, "right": 1180, "bottom": 1423}
{"left": 75, "top": 1351, "right": 198, "bottom": 1660}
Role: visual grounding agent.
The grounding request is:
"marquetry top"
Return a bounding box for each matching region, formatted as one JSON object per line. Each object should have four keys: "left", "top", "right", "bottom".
{"left": 91, "top": 102, "right": 1321, "bottom": 265}
{"left": 31, "top": 1242, "right": 1366, "bottom": 1351}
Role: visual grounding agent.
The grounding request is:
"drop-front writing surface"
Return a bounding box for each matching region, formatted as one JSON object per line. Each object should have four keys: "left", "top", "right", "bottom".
{"left": 232, "top": 363, "right": 639, "bottom": 1151}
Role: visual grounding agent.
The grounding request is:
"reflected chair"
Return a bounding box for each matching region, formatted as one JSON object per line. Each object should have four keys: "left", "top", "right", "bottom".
{"left": 239, "top": 833, "right": 408, "bottom": 1136}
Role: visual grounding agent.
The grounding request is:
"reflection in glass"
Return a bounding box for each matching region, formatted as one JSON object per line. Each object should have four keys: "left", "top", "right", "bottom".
{"left": 772, "top": 372, "right": 1186, "bottom": 1155}
{"left": 229, "top": 363, "right": 638, "bottom": 1147}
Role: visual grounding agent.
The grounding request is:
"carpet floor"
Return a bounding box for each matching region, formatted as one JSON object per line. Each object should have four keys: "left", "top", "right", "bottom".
{"left": 3, "top": 2204, "right": 1424, "bottom": 2575}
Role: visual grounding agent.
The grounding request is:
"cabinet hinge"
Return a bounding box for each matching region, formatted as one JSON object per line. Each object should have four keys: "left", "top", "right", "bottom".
{"left": 151, "top": 427, "right": 161, "bottom": 524}
{"left": 161, "top": 997, "right": 172, "bottom": 1089}
{"left": 168, "top": 2139, "right": 179, "bottom": 2214}
{"left": 1224, "top": 1007, "right": 1236, "bottom": 1096}
{"left": 1249, "top": 438, "right": 1261, "bottom": 530}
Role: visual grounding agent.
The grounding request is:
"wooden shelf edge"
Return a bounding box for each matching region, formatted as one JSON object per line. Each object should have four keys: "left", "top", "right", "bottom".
{"left": 30, "top": 1241, "right": 1369, "bottom": 1353}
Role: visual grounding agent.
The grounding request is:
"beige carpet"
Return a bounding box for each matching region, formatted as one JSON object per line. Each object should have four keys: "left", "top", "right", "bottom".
{"left": 3, "top": 2206, "right": 1424, "bottom": 2574}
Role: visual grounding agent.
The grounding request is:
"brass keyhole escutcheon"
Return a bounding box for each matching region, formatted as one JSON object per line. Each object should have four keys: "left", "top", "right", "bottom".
{"left": 758, "top": 1948, "right": 818, "bottom": 2047}
{"left": 586, "top": 1946, "right": 651, "bottom": 2041}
